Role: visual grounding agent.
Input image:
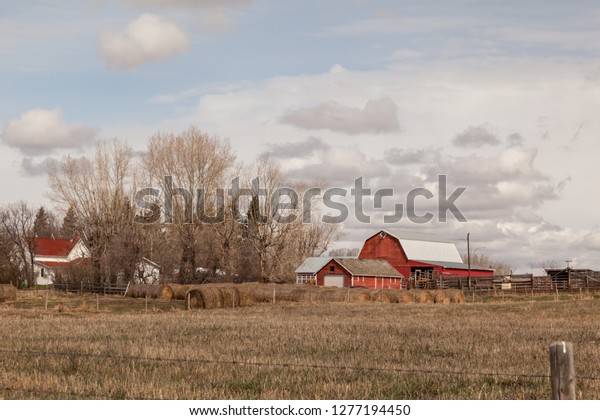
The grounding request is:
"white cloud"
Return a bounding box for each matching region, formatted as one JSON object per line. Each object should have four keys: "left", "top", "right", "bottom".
{"left": 20, "top": 157, "right": 58, "bottom": 177}
{"left": 261, "top": 137, "right": 330, "bottom": 160}
{"left": 452, "top": 124, "right": 500, "bottom": 148}
{"left": 1, "top": 108, "right": 98, "bottom": 155}
{"left": 99, "top": 14, "right": 190, "bottom": 69}
{"left": 280, "top": 97, "right": 401, "bottom": 135}
{"left": 283, "top": 146, "right": 390, "bottom": 185}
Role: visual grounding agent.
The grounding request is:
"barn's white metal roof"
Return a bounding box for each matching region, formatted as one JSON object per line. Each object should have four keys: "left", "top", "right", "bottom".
{"left": 379, "top": 230, "right": 464, "bottom": 263}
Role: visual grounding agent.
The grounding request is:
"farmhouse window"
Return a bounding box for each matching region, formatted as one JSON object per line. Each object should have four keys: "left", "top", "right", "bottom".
{"left": 329, "top": 265, "right": 335, "bottom": 272}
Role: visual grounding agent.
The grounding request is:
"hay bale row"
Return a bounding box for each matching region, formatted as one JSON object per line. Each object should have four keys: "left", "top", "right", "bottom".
{"left": 247, "top": 285, "right": 372, "bottom": 304}
{"left": 0, "top": 284, "right": 17, "bottom": 302}
{"left": 183, "top": 282, "right": 465, "bottom": 309}
{"left": 246, "top": 283, "right": 309, "bottom": 303}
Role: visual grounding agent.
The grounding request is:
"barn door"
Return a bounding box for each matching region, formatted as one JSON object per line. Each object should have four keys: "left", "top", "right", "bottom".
{"left": 323, "top": 275, "right": 344, "bottom": 287}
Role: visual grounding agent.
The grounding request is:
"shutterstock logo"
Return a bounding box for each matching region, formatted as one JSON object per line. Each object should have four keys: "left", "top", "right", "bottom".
{"left": 134, "top": 174, "right": 467, "bottom": 225}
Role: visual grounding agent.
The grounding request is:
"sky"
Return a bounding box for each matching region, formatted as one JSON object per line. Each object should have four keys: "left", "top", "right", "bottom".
{"left": 1, "top": 0, "right": 599, "bottom": 273}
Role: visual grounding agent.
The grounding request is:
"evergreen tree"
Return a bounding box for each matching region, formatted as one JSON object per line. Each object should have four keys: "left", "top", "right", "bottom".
{"left": 61, "top": 205, "right": 80, "bottom": 238}
{"left": 33, "top": 206, "right": 54, "bottom": 238}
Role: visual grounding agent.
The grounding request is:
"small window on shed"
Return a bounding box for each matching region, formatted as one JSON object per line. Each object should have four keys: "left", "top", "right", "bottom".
{"left": 329, "top": 265, "right": 335, "bottom": 272}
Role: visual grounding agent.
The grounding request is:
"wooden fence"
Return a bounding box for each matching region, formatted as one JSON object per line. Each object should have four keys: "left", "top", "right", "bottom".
{"left": 413, "top": 271, "right": 600, "bottom": 292}
{"left": 52, "top": 282, "right": 127, "bottom": 295}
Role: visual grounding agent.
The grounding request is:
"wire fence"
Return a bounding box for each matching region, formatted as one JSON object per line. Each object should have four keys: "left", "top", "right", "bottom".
{"left": 2, "top": 346, "right": 600, "bottom": 399}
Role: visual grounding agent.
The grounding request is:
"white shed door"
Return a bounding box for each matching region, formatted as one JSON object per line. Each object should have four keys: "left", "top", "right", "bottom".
{"left": 324, "top": 275, "right": 344, "bottom": 287}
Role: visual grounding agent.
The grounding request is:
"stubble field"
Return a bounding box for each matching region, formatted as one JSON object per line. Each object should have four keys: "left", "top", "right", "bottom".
{"left": 1, "top": 290, "right": 600, "bottom": 400}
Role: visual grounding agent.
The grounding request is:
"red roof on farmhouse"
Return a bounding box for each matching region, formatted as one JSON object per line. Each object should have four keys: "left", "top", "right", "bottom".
{"left": 26, "top": 236, "right": 80, "bottom": 257}
{"left": 36, "top": 257, "right": 91, "bottom": 268}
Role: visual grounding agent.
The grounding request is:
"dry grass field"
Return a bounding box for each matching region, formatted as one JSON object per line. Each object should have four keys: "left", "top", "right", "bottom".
{"left": 1, "top": 289, "right": 600, "bottom": 400}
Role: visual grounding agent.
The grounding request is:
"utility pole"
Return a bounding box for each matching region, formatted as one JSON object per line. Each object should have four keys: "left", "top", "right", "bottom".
{"left": 467, "top": 233, "right": 471, "bottom": 289}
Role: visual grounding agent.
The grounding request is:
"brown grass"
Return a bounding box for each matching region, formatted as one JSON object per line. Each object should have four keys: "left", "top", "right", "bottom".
{"left": 0, "top": 284, "right": 17, "bottom": 302}
{"left": 3, "top": 291, "right": 600, "bottom": 399}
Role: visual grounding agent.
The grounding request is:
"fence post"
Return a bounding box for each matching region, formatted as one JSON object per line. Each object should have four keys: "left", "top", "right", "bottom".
{"left": 549, "top": 341, "right": 576, "bottom": 400}
{"left": 272, "top": 289, "right": 276, "bottom": 304}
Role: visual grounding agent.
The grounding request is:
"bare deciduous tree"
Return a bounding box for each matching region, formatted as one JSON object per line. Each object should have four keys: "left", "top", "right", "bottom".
{"left": 462, "top": 253, "right": 512, "bottom": 276}
{"left": 141, "top": 126, "right": 236, "bottom": 283}
{"left": 0, "top": 201, "right": 37, "bottom": 287}
{"left": 48, "top": 139, "right": 140, "bottom": 282}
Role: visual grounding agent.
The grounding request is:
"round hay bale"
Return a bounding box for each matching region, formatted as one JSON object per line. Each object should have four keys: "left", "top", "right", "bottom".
{"left": 125, "top": 283, "right": 136, "bottom": 298}
{"left": 241, "top": 283, "right": 285, "bottom": 303}
{"left": 433, "top": 290, "right": 451, "bottom": 304}
{"left": 316, "top": 287, "right": 346, "bottom": 302}
{"left": 132, "top": 284, "right": 153, "bottom": 298}
{"left": 169, "top": 284, "right": 192, "bottom": 300}
{"left": 446, "top": 289, "right": 465, "bottom": 304}
{"left": 370, "top": 290, "right": 398, "bottom": 303}
{"left": 236, "top": 286, "right": 256, "bottom": 307}
{"left": 186, "top": 286, "right": 224, "bottom": 309}
{"left": 356, "top": 291, "right": 372, "bottom": 302}
{"left": 397, "top": 291, "right": 415, "bottom": 304}
{"left": 125, "top": 283, "right": 135, "bottom": 297}
{"left": 413, "top": 290, "right": 434, "bottom": 304}
{"left": 216, "top": 285, "right": 240, "bottom": 308}
{"left": 0, "top": 284, "right": 17, "bottom": 302}
{"left": 277, "top": 287, "right": 311, "bottom": 303}
{"left": 348, "top": 289, "right": 372, "bottom": 302}
{"left": 150, "top": 285, "right": 174, "bottom": 300}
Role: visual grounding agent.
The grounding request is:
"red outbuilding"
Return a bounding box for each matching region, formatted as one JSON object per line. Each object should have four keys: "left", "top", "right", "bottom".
{"left": 315, "top": 258, "right": 404, "bottom": 289}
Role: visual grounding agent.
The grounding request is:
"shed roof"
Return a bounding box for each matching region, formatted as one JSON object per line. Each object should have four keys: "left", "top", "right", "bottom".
{"left": 334, "top": 258, "right": 404, "bottom": 278}
{"left": 295, "top": 257, "right": 331, "bottom": 274}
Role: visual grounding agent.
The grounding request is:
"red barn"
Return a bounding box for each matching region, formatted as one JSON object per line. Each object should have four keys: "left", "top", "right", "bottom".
{"left": 315, "top": 258, "right": 404, "bottom": 289}
{"left": 358, "top": 230, "right": 494, "bottom": 286}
